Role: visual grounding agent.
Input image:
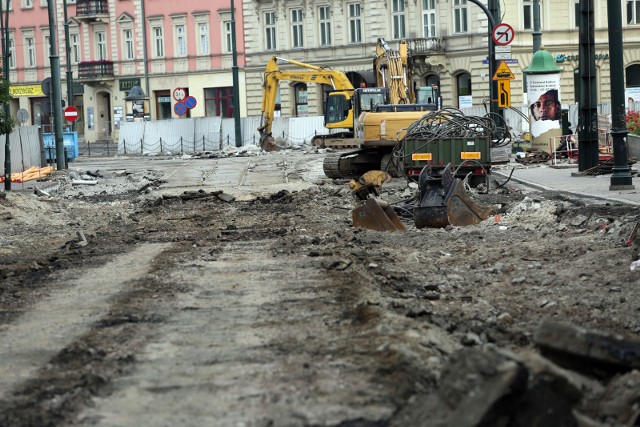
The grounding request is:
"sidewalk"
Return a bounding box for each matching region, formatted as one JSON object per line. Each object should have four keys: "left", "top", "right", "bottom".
{"left": 492, "top": 161, "right": 640, "bottom": 206}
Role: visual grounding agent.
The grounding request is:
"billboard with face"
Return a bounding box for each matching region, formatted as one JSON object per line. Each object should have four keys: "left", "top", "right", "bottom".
{"left": 527, "top": 74, "right": 562, "bottom": 151}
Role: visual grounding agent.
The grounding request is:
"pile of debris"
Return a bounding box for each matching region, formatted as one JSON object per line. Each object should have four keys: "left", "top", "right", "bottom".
{"left": 393, "top": 319, "right": 640, "bottom": 426}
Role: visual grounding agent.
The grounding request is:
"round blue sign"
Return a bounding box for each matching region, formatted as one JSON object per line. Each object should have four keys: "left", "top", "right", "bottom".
{"left": 174, "top": 101, "right": 187, "bottom": 116}
{"left": 185, "top": 96, "right": 197, "bottom": 109}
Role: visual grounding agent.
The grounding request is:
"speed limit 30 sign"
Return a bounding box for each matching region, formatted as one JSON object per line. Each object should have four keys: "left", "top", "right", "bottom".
{"left": 173, "top": 87, "right": 187, "bottom": 102}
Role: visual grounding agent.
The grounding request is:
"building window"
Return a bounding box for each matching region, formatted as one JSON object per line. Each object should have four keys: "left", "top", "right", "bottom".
{"left": 96, "top": 30, "right": 107, "bottom": 60}
{"left": 205, "top": 87, "right": 235, "bottom": 118}
{"left": 422, "top": 0, "right": 436, "bottom": 38}
{"left": 123, "top": 28, "right": 134, "bottom": 60}
{"left": 454, "top": 0, "right": 468, "bottom": 33}
{"left": 70, "top": 33, "right": 80, "bottom": 63}
{"left": 626, "top": 64, "right": 640, "bottom": 86}
{"left": 348, "top": 3, "right": 362, "bottom": 43}
{"left": 155, "top": 90, "right": 172, "bottom": 120}
{"left": 175, "top": 24, "right": 187, "bottom": 57}
{"left": 198, "top": 22, "right": 209, "bottom": 55}
{"left": 628, "top": 0, "right": 640, "bottom": 24}
{"left": 40, "top": 0, "right": 46, "bottom": 6}
{"left": 8, "top": 37, "right": 15, "bottom": 69}
{"left": 392, "top": 0, "right": 406, "bottom": 39}
{"left": 224, "top": 21, "right": 232, "bottom": 53}
{"left": 294, "top": 83, "right": 308, "bottom": 116}
{"left": 22, "top": 0, "right": 32, "bottom": 9}
{"left": 523, "top": 0, "right": 533, "bottom": 30}
{"left": 291, "top": 8, "right": 304, "bottom": 48}
{"left": 43, "top": 34, "right": 50, "bottom": 63}
{"left": 25, "top": 37, "right": 35, "bottom": 67}
{"left": 319, "top": 6, "right": 331, "bottom": 46}
{"left": 574, "top": 1, "right": 580, "bottom": 27}
{"left": 153, "top": 26, "right": 164, "bottom": 58}
{"left": 457, "top": 72, "right": 472, "bottom": 107}
{"left": 265, "top": 11, "right": 276, "bottom": 50}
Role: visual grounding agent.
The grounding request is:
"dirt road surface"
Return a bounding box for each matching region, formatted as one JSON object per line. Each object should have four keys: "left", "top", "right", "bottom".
{"left": 1, "top": 149, "right": 639, "bottom": 427}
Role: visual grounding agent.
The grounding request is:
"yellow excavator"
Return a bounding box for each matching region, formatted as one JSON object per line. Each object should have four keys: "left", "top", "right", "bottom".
{"left": 258, "top": 39, "right": 437, "bottom": 177}
{"left": 323, "top": 38, "right": 436, "bottom": 178}
{"left": 258, "top": 56, "right": 360, "bottom": 151}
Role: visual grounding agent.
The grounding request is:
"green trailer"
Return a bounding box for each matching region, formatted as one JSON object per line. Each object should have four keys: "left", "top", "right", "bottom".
{"left": 401, "top": 136, "right": 492, "bottom": 187}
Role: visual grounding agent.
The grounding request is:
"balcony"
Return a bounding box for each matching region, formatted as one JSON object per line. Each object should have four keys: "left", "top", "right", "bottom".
{"left": 77, "top": 60, "right": 114, "bottom": 82}
{"left": 76, "top": 0, "right": 109, "bottom": 22}
{"left": 407, "top": 37, "right": 445, "bottom": 56}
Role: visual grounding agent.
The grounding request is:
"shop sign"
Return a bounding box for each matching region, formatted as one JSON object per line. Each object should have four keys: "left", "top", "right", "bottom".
{"left": 9, "top": 85, "right": 45, "bottom": 97}
{"left": 119, "top": 78, "right": 141, "bottom": 92}
{"left": 555, "top": 53, "right": 609, "bottom": 63}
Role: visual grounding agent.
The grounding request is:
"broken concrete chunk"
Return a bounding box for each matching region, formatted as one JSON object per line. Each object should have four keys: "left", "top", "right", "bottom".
{"left": 391, "top": 348, "right": 528, "bottom": 427}
{"left": 595, "top": 370, "right": 640, "bottom": 425}
{"left": 216, "top": 192, "right": 236, "bottom": 203}
{"left": 516, "top": 349, "right": 604, "bottom": 403}
{"left": 71, "top": 179, "right": 98, "bottom": 186}
{"left": 570, "top": 214, "right": 589, "bottom": 227}
{"left": 34, "top": 187, "right": 51, "bottom": 197}
{"left": 534, "top": 319, "right": 640, "bottom": 375}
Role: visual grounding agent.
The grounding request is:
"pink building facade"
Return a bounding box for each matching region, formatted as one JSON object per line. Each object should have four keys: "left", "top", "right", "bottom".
{"left": 4, "top": 0, "right": 246, "bottom": 142}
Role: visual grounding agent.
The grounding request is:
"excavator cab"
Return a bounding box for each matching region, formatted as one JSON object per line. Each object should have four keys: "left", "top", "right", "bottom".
{"left": 324, "top": 92, "right": 353, "bottom": 128}
{"left": 354, "top": 88, "right": 388, "bottom": 114}
{"left": 323, "top": 88, "right": 387, "bottom": 132}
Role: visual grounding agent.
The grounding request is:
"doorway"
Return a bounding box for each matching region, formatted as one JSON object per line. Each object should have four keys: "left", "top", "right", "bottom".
{"left": 95, "top": 91, "right": 111, "bottom": 141}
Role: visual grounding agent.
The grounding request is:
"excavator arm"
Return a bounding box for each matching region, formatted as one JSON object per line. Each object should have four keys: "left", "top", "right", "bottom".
{"left": 258, "top": 56, "right": 355, "bottom": 150}
{"left": 374, "top": 38, "right": 413, "bottom": 105}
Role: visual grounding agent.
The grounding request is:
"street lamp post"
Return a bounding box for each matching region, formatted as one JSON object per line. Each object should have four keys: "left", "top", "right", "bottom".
{"left": 466, "top": 0, "right": 497, "bottom": 117}
{"left": 230, "top": 0, "right": 242, "bottom": 148}
{"left": 532, "top": 0, "right": 542, "bottom": 53}
{"left": 1, "top": 0, "right": 10, "bottom": 190}
{"left": 47, "top": 0, "right": 65, "bottom": 170}
{"left": 63, "top": 0, "right": 74, "bottom": 131}
{"left": 607, "top": 0, "right": 634, "bottom": 189}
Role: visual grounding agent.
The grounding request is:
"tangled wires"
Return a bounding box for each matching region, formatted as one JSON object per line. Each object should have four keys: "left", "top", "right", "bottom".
{"left": 391, "top": 109, "right": 499, "bottom": 162}
{"left": 404, "top": 108, "right": 497, "bottom": 140}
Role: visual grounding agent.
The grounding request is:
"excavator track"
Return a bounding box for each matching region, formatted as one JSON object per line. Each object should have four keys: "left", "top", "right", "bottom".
{"left": 323, "top": 149, "right": 392, "bottom": 179}
{"left": 323, "top": 152, "right": 355, "bottom": 179}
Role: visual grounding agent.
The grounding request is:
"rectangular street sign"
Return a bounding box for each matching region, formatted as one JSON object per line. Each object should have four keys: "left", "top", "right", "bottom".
{"left": 497, "top": 79, "right": 512, "bottom": 108}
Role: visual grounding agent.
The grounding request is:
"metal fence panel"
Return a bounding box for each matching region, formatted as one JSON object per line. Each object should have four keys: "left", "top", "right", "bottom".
{"left": 144, "top": 119, "right": 195, "bottom": 154}
{"left": 118, "top": 121, "right": 145, "bottom": 154}
{"left": 193, "top": 116, "right": 222, "bottom": 151}
{"left": 220, "top": 118, "right": 237, "bottom": 148}
{"left": 0, "top": 126, "right": 42, "bottom": 175}
{"left": 287, "top": 116, "right": 327, "bottom": 146}
{"left": 243, "top": 116, "right": 263, "bottom": 147}
{"left": 270, "top": 117, "right": 289, "bottom": 145}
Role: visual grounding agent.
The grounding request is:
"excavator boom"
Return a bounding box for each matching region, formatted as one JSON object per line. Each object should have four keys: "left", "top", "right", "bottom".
{"left": 258, "top": 56, "right": 355, "bottom": 150}
{"left": 374, "top": 38, "right": 413, "bottom": 105}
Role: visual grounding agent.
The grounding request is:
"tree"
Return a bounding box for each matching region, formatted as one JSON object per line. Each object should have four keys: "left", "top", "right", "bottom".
{"left": 0, "top": 66, "right": 14, "bottom": 136}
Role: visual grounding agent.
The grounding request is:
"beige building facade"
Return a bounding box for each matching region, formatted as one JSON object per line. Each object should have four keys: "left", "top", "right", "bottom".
{"left": 242, "top": 0, "right": 640, "bottom": 118}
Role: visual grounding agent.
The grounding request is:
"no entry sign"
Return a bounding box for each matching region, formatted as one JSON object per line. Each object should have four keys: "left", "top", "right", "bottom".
{"left": 64, "top": 105, "right": 79, "bottom": 122}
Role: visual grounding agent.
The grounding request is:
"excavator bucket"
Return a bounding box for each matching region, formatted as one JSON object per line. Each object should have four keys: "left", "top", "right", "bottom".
{"left": 414, "top": 165, "right": 494, "bottom": 229}
{"left": 352, "top": 198, "right": 407, "bottom": 232}
{"left": 260, "top": 135, "right": 282, "bottom": 152}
